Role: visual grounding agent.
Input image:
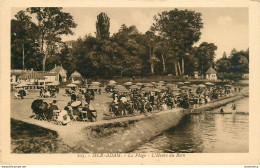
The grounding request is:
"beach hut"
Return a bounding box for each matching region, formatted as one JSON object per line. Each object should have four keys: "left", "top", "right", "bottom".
{"left": 50, "top": 64, "right": 67, "bottom": 82}
{"left": 206, "top": 67, "right": 217, "bottom": 81}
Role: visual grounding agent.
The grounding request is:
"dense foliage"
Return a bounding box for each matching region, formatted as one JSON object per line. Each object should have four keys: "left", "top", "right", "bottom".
{"left": 11, "top": 8, "right": 248, "bottom": 80}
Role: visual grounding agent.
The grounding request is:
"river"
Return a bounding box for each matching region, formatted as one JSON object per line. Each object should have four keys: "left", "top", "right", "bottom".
{"left": 133, "top": 97, "right": 249, "bottom": 153}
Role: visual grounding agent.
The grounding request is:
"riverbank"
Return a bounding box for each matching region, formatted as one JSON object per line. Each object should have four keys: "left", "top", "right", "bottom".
{"left": 11, "top": 91, "right": 248, "bottom": 153}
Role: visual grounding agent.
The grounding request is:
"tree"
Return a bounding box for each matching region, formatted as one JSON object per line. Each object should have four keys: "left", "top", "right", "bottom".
{"left": 26, "top": 7, "right": 77, "bottom": 71}
{"left": 11, "top": 10, "right": 40, "bottom": 70}
{"left": 152, "top": 9, "right": 203, "bottom": 76}
{"left": 96, "top": 12, "right": 110, "bottom": 40}
{"left": 194, "top": 42, "right": 217, "bottom": 78}
{"left": 144, "top": 31, "right": 160, "bottom": 75}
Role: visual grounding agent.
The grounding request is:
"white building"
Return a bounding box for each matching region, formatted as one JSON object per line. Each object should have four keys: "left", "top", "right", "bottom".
{"left": 50, "top": 65, "right": 67, "bottom": 82}
{"left": 206, "top": 67, "right": 217, "bottom": 81}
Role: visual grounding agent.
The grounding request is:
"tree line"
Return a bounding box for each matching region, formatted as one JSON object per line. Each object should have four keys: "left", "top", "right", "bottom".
{"left": 11, "top": 8, "right": 249, "bottom": 80}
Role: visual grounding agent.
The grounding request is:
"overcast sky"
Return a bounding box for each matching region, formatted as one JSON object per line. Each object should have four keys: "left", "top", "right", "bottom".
{"left": 12, "top": 7, "right": 248, "bottom": 60}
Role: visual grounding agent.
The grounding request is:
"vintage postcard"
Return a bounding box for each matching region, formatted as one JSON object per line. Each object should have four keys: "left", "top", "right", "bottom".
{"left": 0, "top": 0, "right": 260, "bottom": 165}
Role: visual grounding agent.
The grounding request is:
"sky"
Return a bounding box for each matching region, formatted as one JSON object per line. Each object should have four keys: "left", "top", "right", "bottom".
{"left": 12, "top": 7, "right": 248, "bottom": 60}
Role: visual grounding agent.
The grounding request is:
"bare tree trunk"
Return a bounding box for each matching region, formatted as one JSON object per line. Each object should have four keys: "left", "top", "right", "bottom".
{"left": 174, "top": 61, "right": 178, "bottom": 76}
{"left": 22, "top": 43, "right": 25, "bottom": 70}
{"left": 182, "top": 57, "right": 184, "bottom": 75}
{"left": 150, "top": 47, "right": 154, "bottom": 75}
{"left": 177, "top": 61, "right": 182, "bottom": 76}
{"left": 162, "top": 53, "right": 166, "bottom": 73}
{"left": 43, "top": 45, "right": 48, "bottom": 72}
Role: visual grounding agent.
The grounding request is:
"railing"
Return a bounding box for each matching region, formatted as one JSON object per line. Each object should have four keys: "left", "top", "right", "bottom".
{"left": 11, "top": 85, "right": 44, "bottom": 91}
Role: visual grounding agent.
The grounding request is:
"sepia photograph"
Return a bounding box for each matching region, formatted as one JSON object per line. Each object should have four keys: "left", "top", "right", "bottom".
{"left": 9, "top": 7, "right": 249, "bottom": 154}
{"left": 1, "top": 0, "right": 260, "bottom": 165}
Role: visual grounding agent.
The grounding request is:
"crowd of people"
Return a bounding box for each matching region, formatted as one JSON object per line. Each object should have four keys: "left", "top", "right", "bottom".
{"left": 39, "top": 87, "right": 59, "bottom": 98}
{"left": 29, "top": 80, "right": 244, "bottom": 125}
{"left": 107, "top": 83, "right": 243, "bottom": 117}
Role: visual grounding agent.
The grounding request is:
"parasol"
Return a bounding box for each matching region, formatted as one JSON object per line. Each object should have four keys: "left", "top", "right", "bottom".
{"left": 190, "top": 84, "right": 198, "bottom": 87}
{"left": 198, "top": 84, "right": 206, "bottom": 87}
{"left": 142, "top": 87, "right": 154, "bottom": 92}
{"left": 108, "top": 80, "right": 116, "bottom": 84}
{"left": 157, "top": 86, "right": 167, "bottom": 90}
{"left": 107, "top": 83, "right": 116, "bottom": 86}
{"left": 144, "top": 83, "right": 153, "bottom": 87}
{"left": 172, "top": 87, "right": 181, "bottom": 91}
{"left": 66, "top": 83, "right": 77, "bottom": 87}
{"left": 177, "top": 82, "right": 184, "bottom": 85}
{"left": 205, "top": 82, "right": 215, "bottom": 86}
{"left": 136, "top": 83, "right": 143, "bottom": 86}
{"left": 88, "top": 85, "right": 100, "bottom": 90}
{"left": 124, "top": 82, "right": 133, "bottom": 86}
{"left": 91, "top": 82, "right": 101, "bottom": 85}
{"left": 71, "top": 101, "right": 81, "bottom": 107}
{"left": 224, "top": 84, "right": 232, "bottom": 87}
{"left": 129, "top": 85, "right": 139, "bottom": 89}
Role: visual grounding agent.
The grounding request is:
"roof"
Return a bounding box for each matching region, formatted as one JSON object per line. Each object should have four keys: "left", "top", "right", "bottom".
{"left": 50, "top": 66, "right": 67, "bottom": 73}
{"left": 37, "top": 72, "right": 58, "bottom": 76}
{"left": 50, "top": 66, "right": 67, "bottom": 77}
{"left": 11, "top": 69, "right": 27, "bottom": 76}
{"left": 18, "top": 71, "right": 45, "bottom": 80}
{"left": 70, "top": 71, "right": 82, "bottom": 78}
{"left": 206, "top": 67, "right": 217, "bottom": 74}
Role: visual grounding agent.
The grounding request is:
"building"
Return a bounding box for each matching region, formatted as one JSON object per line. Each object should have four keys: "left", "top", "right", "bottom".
{"left": 17, "top": 69, "right": 46, "bottom": 83}
{"left": 11, "top": 69, "right": 26, "bottom": 82}
{"left": 50, "top": 64, "right": 67, "bottom": 82}
{"left": 206, "top": 67, "right": 217, "bottom": 81}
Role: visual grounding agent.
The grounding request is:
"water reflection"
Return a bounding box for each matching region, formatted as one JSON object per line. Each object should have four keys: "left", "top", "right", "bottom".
{"left": 133, "top": 98, "right": 249, "bottom": 153}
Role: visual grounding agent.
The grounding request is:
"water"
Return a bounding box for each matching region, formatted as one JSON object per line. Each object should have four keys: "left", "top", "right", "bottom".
{"left": 133, "top": 98, "right": 249, "bottom": 153}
